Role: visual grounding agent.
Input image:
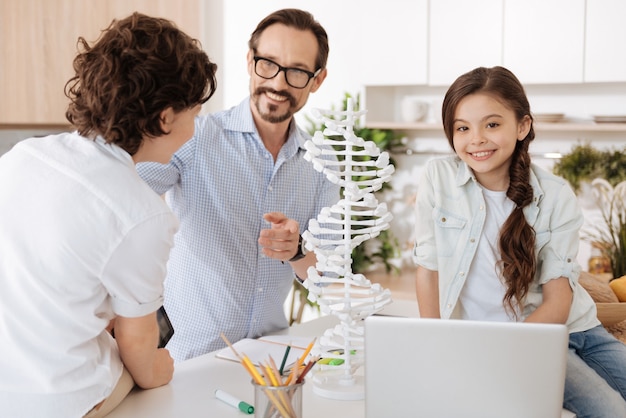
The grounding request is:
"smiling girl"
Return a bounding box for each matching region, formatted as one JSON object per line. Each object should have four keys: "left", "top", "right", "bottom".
{"left": 413, "top": 66, "right": 626, "bottom": 417}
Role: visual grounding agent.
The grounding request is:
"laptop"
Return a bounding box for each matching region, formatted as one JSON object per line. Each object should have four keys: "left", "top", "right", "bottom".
{"left": 364, "top": 316, "right": 571, "bottom": 418}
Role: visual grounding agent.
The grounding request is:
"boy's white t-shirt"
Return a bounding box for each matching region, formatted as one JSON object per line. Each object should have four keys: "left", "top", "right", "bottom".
{"left": 459, "top": 187, "right": 517, "bottom": 321}
{"left": 0, "top": 132, "right": 178, "bottom": 417}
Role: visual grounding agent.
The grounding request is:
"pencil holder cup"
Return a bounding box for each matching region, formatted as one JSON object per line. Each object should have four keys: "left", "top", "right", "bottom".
{"left": 252, "top": 379, "right": 304, "bottom": 418}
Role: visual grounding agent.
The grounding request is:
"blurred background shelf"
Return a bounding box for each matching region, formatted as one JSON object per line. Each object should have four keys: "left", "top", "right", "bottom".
{"left": 366, "top": 121, "right": 626, "bottom": 133}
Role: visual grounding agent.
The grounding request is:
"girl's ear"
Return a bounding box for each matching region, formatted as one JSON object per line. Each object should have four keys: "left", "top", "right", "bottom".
{"left": 518, "top": 115, "right": 532, "bottom": 141}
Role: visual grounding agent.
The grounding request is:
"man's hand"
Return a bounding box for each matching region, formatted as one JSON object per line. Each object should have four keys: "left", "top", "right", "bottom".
{"left": 258, "top": 212, "right": 300, "bottom": 261}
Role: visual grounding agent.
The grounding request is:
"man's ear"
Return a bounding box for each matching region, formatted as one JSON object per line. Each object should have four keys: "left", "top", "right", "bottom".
{"left": 309, "top": 68, "right": 327, "bottom": 94}
{"left": 159, "top": 107, "right": 175, "bottom": 133}
{"left": 246, "top": 50, "right": 254, "bottom": 77}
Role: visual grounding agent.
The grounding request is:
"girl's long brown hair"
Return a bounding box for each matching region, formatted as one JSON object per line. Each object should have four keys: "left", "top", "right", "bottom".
{"left": 442, "top": 66, "right": 536, "bottom": 316}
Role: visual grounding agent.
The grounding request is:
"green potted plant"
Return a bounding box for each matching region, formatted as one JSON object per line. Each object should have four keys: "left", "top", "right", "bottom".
{"left": 553, "top": 143, "right": 626, "bottom": 193}
{"left": 554, "top": 143, "right": 626, "bottom": 279}
{"left": 587, "top": 179, "right": 626, "bottom": 279}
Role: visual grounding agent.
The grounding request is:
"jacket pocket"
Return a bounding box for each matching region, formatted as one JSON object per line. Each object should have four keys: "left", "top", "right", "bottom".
{"left": 433, "top": 207, "right": 467, "bottom": 257}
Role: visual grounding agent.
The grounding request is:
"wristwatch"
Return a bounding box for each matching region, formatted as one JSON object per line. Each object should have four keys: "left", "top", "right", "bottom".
{"left": 288, "top": 235, "right": 307, "bottom": 262}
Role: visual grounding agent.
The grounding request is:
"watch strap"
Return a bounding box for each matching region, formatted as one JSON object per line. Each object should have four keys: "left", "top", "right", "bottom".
{"left": 288, "top": 234, "right": 307, "bottom": 262}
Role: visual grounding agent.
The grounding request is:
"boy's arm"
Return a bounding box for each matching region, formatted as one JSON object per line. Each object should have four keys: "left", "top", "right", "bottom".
{"left": 114, "top": 312, "right": 174, "bottom": 389}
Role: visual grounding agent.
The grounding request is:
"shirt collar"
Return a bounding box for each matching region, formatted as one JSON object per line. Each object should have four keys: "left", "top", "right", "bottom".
{"left": 455, "top": 157, "right": 474, "bottom": 187}
{"left": 225, "top": 97, "right": 306, "bottom": 157}
{"left": 528, "top": 164, "right": 544, "bottom": 205}
{"left": 454, "top": 157, "right": 544, "bottom": 201}
{"left": 455, "top": 156, "right": 545, "bottom": 211}
{"left": 223, "top": 98, "right": 255, "bottom": 133}
{"left": 92, "top": 134, "right": 134, "bottom": 166}
{"left": 284, "top": 120, "right": 307, "bottom": 154}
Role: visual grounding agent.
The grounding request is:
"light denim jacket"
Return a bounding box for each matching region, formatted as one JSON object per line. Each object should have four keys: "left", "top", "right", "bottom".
{"left": 413, "top": 156, "right": 599, "bottom": 332}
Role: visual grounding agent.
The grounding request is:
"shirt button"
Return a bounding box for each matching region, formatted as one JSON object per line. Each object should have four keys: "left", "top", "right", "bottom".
{"left": 268, "top": 185, "right": 273, "bottom": 192}
{"left": 258, "top": 288, "right": 263, "bottom": 293}
{"left": 480, "top": 205, "right": 485, "bottom": 210}
{"left": 470, "top": 238, "right": 475, "bottom": 243}
{"left": 459, "top": 272, "right": 465, "bottom": 277}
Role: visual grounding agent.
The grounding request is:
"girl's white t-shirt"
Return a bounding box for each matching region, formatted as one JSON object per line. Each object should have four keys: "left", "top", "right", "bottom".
{"left": 459, "top": 187, "right": 518, "bottom": 321}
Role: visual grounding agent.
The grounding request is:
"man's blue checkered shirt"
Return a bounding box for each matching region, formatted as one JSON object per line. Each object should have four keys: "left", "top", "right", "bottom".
{"left": 137, "top": 99, "right": 339, "bottom": 361}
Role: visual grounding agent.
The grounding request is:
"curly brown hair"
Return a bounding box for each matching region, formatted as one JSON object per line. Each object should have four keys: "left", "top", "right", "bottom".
{"left": 442, "top": 66, "right": 536, "bottom": 317}
{"left": 65, "top": 12, "right": 217, "bottom": 155}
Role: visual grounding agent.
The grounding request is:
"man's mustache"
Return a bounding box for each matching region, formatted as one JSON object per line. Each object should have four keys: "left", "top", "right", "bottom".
{"left": 255, "top": 87, "right": 296, "bottom": 107}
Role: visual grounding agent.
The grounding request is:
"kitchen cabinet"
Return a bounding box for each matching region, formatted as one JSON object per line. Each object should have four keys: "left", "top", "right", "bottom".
{"left": 428, "top": 0, "right": 502, "bottom": 87}
{"left": 357, "top": 0, "right": 428, "bottom": 86}
{"left": 0, "top": 0, "right": 202, "bottom": 126}
{"left": 503, "top": 0, "right": 585, "bottom": 84}
{"left": 429, "top": 0, "right": 586, "bottom": 86}
{"left": 584, "top": 0, "right": 626, "bottom": 83}
{"left": 363, "top": 0, "right": 626, "bottom": 129}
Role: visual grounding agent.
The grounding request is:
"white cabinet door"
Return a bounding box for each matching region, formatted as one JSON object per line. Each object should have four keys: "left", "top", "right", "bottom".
{"left": 503, "top": 0, "right": 585, "bottom": 84}
{"left": 585, "top": 0, "right": 626, "bottom": 82}
{"left": 428, "top": 0, "right": 503, "bottom": 86}
{"left": 358, "top": 0, "right": 428, "bottom": 85}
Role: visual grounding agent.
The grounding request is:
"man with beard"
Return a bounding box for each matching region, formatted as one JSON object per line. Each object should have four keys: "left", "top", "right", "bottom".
{"left": 136, "top": 8, "right": 339, "bottom": 361}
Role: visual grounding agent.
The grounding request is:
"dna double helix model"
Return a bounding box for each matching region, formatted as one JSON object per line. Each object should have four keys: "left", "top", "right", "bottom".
{"left": 301, "top": 98, "right": 394, "bottom": 400}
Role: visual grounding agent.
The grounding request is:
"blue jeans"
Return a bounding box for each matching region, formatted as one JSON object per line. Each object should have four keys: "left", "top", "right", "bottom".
{"left": 564, "top": 325, "right": 626, "bottom": 418}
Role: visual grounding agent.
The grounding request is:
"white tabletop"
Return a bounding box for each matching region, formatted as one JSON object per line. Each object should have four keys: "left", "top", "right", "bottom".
{"left": 107, "top": 306, "right": 575, "bottom": 418}
{"left": 108, "top": 315, "right": 364, "bottom": 418}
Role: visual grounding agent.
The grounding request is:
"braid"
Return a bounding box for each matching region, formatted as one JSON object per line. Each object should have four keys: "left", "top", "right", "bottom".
{"left": 498, "top": 139, "right": 536, "bottom": 317}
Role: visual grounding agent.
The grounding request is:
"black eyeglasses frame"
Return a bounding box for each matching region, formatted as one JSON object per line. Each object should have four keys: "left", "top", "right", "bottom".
{"left": 252, "top": 56, "right": 321, "bottom": 89}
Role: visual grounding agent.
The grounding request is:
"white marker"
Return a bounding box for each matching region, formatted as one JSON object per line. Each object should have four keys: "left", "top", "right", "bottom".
{"left": 215, "top": 389, "right": 254, "bottom": 414}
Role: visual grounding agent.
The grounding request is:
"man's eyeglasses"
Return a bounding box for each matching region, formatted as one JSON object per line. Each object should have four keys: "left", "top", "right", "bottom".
{"left": 253, "top": 56, "right": 321, "bottom": 89}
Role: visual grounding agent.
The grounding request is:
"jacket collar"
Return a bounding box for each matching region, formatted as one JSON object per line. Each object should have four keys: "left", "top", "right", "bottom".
{"left": 456, "top": 157, "right": 544, "bottom": 223}
{"left": 224, "top": 97, "right": 305, "bottom": 158}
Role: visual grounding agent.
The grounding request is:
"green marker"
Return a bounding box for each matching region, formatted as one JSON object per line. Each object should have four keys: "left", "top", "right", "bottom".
{"left": 279, "top": 344, "right": 291, "bottom": 375}
{"left": 215, "top": 389, "right": 254, "bottom": 414}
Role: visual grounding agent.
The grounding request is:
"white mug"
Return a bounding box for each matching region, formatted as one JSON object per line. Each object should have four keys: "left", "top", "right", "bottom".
{"left": 400, "top": 96, "right": 429, "bottom": 122}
